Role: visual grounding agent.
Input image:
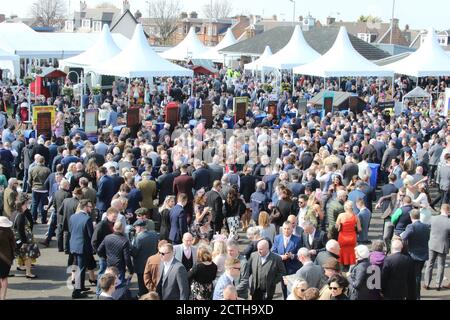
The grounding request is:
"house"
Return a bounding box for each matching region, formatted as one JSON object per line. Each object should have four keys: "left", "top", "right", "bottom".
{"left": 326, "top": 17, "right": 410, "bottom": 46}
{"left": 410, "top": 29, "right": 450, "bottom": 51}
{"left": 220, "top": 26, "right": 390, "bottom": 63}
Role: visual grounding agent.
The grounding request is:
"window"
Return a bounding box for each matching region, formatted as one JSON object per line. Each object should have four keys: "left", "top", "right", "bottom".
{"left": 357, "top": 33, "right": 370, "bottom": 43}
{"left": 65, "top": 20, "right": 74, "bottom": 32}
{"left": 93, "top": 21, "right": 102, "bottom": 32}
{"left": 81, "top": 19, "right": 91, "bottom": 30}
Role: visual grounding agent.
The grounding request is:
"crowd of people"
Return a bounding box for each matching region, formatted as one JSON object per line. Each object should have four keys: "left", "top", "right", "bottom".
{"left": 0, "top": 69, "right": 449, "bottom": 301}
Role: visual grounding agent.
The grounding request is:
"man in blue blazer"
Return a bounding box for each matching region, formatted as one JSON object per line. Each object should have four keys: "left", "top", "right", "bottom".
{"left": 401, "top": 209, "right": 430, "bottom": 300}
{"left": 169, "top": 193, "right": 188, "bottom": 244}
{"left": 96, "top": 166, "right": 115, "bottom": 220}
{"left": 69, "top": 199, "right": 94, "bottom": 299}
{"left": 272, "top": 221, "right": 302, "bottom": 299}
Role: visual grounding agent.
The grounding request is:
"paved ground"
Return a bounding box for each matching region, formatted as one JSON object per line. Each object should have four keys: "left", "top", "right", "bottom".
{"left": 5, "top": 188, "right": 450, "bottom": 300}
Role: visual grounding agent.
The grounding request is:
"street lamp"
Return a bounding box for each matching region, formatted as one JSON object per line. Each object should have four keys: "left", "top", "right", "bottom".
{"left": 289, "top": 0, "right": 296, "bottom": 26}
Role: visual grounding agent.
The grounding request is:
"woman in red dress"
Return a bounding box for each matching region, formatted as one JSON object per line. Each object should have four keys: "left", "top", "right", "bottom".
{"left": 336, "top": 201, "right": 362, "bottom": 268}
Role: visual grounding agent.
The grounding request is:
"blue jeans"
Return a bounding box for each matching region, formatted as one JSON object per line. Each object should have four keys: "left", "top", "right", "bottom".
{"left": 31, "top": 191, "right": 48, "bottom": 222}
{"left": 45, "top": 210, "right": 57, "bottom": 241}
{"left": 96, "top": 258, "right": 107, "bottom": 295}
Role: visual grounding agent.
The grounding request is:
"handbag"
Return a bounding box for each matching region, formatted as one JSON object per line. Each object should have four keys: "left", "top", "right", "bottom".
{"left": 27, "top": 243, "right": 41, "bottom": 260}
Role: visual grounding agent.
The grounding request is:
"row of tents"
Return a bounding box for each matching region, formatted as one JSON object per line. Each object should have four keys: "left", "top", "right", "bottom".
{"left": 1, "top": 21, "right": 450, "bottom": 83}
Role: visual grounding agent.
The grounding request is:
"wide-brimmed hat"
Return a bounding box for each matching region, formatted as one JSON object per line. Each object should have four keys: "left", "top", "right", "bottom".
{"left": 322, "top": 258, "right": 340, "bottom": 271}
{"left": 0, "top": 216, "right": 13, "bottom": 228}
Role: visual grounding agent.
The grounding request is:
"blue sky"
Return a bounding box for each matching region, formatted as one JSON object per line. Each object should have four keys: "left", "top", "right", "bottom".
{"left": 6, "top": 0, "right": 450, "bottom": 30}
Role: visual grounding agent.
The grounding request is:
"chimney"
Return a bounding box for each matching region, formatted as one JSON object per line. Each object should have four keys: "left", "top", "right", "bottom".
{"left": 327, "top": 16, "right": 336, "bottom": 25}
{"left": 189, "top": 11, "right": 198, "bottom": 19}
{"left": 180, "top": 12, "right": 188, "bottom": 19}
{"left": 272, "top": 14, "right": 277, "bottom": 21}
{"left": 122, "top": 0, "right": 130, "bottom": 14}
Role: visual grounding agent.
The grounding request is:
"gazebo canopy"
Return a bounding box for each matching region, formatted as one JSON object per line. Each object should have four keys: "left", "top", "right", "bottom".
{"left": 244, "top": 46, "right": 274, "bottom": 71}
{"left": 293, "top": 26, "right": 393, "bottom": 78}
{"left": 90, "top": 24, "right": 193, "bottom": 78}
{"left": 382, "top": 28, "right": 450, "bottom": 77}
{"left": 199, "top": 28, "right": 237, "bottom": 62}
{"left": 403, "top": 86, "right": 432, "bottom": 99}
{"left": 59, "top": 24, "right": 122, "bottom": 69}
{"left": 262, "top": 25, "right": 321, "bottom": 70}
{"left": 0, "top": 46, "right": 20, "bottom": 78}
{"left": 160, "top": 27, "right": 208, "bottom": 61}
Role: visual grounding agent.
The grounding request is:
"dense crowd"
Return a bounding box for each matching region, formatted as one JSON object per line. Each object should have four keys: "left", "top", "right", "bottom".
{"left": 0, "top": 70, "right": 449, "bottom": 301}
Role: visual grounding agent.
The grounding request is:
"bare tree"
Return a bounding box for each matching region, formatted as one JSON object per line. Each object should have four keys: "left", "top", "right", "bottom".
{"left": 203, "top": 0, "right": 233, "bottom": 19}
{"left": 30, "top": 0, "right": 66, "bottom": 27}
{"left": 148, "top": 0, "right": 181, "bottom": 45}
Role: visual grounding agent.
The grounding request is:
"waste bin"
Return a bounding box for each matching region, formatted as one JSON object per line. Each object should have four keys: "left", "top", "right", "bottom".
{"left": 368, "top": 163, "right": 381, "bottom": 188}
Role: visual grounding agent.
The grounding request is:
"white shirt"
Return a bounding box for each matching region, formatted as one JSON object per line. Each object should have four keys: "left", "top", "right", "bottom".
{"left": 260, "top": 252, "right": 270, "bottom": 265}
{"left": 99, "top": 292, "right": 113, "bottom": 299}
{"left": 308, "top": 228, "right": 316, "bottom": 246}
{"left": 283, "top": 236, "right": 291, "bottom": 248}
{"left": 297, "top": 207, "right": 308, "bottom": 228}
{"left": 182, "top": 245, "right": 192, "bottom": 259}
{"left": 163, "top": 256, "right": 175, "bottom": 277}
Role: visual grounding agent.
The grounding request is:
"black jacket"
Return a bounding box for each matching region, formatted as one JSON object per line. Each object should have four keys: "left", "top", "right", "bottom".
{"left": 157, "top": 173, "right": 175, "bottom": 205}
{"left": 52, "top": 189, "right": 71, "bottom": 225}
{"left": 31, "top": 144, "right": 50, "bottom": 166}
{"left": 381, "top": 252, "right": 416, "bottom": 300}
{"left": 239, "top": 174, "right": 256, "bottom": 203}
{"left": 97, "top": 232, "right": 134, "bottom": 275}
{"left": 192, "top": 167, "right": 211, "bottom": 191}
{"left": 206, "top": 190, "right": 223, "bottom": 222}
{"left": 349, "top": 258, "right": 381, "bottom": 300}
{"left": 91, "top": 219, "right": 114, "bottom": 253}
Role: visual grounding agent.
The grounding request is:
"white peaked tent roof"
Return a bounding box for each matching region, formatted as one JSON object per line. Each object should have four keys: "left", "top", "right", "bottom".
{"left": 262, "top": 25, "right": 321, "bottom": 70}
{"left": 382, "top": 28, "right": 450, "bottom": 77}
{"left": 199, "top": 28, "right": 237, "bottom": 62}
{"left": 0, "top": 46, "right": 20, "bottom": 78}
{"left": 403, "top": 86, "right": 431, "bottom": 99}
{"left": 161, "top": 27, "right": 208, "bottom": 61}
{"left": 293, "top": 27, "right": 393, "bottom": 77}
{"left": 244, "top": 46, "right": 275, "bottom": 71}
{"left": 59, "top": 24, "right": 122, "bottom": 69}
{"left": 90, "top": 24, "right": 193, "bottom": 78}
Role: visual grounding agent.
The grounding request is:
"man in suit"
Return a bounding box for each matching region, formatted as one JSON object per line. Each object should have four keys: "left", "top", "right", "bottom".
{"left": 3, "top": 178, "right": 18, "bottom": 219}
{"left": 69, "top": 199, "right": 94, "bottom": 299}
{"left": 314, "top": 239, "right": 341, "bottom": 268}
{"left": 400, "top": 209, "right": 430, "bottom": 299}
{"left": 246, "top": 239, "right": 286, "bottom": 300}
{"left": 250, "top": 181, "right": 269, "bottom": 224}
{"left": 169, "top": 193, "right": 188, "bottom": 244}
{"left": 137, "top": 172, "right": 157, "bottom": 211}
{"left": 206, "top": 180, "right": 224, "bottom": 234}
{"left": 381, "top": 239, "right": 416, "bottom": 300}
{"left": 60, "top": 187, "right": 83, "bottom": 254}
{"left": 69, "top": 162, "right": 89, "bottom": 191}
{"left": 403, "top": 148, "right": 417, "bottom": 175}
{"left": 96, "top": 166, "right": 115, "bottom": 220}
{"left": 97, "top": 220, "right": 134, "bottom": 283}
{"left": 173, "top": 232, "right": 197, "bottom": 272}
{"left": 239, "top": 165, "right": 256, "bottom": 203}
{"left": 192, "top": 160, "right": 211, "bottom": 191}
{"left": 424, "top": 204, "right": 450, "bottom": 291}
{"left": 381, "top": 141, "right": 399, "bottom": 179}
{"left": 393, "top": 196, "right": 413, "bottom": 236}
{"left": 272, "top": 221, "right": 302, "bottom": 299}
{"left": 143, "top": 240, "right": 167, "bottom": 292}
{"left": 173, "top": 164, "right": 194, "bottom": 222}
{"left": 226, "top": 240, "right": 250, "bottom": 299}
{"left": 302, "top": 221, "right": 327, "bottom": 260}
{"left": 156, "top": 164, "right": 174, "bottom": 204}
{"left": 213, "top": 257, "right": 242, "bottom": 300}
{"left": 207, "top": 155, "right": 224, "bottom": 188}
{"left": 156, "top": 243, "right": 190, "bottom": 300}
{"left": 294, "top": 247, "right": 325, "bottom": 289}
{"left": 341, "top": 154, "right": 359, "bottom": 186}
{"left": 131, "top": 219, "right": 159, "bottom": 297}
{"left": 108, "top": 166, "right": 124, "bottom": 195}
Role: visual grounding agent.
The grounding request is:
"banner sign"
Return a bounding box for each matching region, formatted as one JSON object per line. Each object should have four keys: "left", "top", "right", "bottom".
{"left": 84, "top": 109, "right": 98, "bottom": 138}
{"left": 233, "top": 97, "right": 248, "bottom": 123}
{"left": 33, "top": 105, "right": 56, "bottom": 126}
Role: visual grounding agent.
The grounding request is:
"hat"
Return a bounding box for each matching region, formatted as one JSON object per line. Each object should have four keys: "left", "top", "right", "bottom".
{"left": 355, "top": 245, "right": 370, "bottom": 259}
{"left": 133, "top": 219, "right": 147, "bottom": 227}
{"left": 196, "top": 188, "right": 206, "bottom": 197}
{"left": 322, "top": 258, "right": 340, "bottom": 271}
{"left": 0, "top": 216, "right": 13, "bottom": 228}
{"left": 135, "top": 208, "right": 150, "bottom": 217}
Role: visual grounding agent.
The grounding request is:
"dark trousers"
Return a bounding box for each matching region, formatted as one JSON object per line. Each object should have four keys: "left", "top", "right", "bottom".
{"left": 431, "top": 189, "right": 450, "bottom": 207}
{"left": 22, "top": 169, "right": 29, "bottom": 193}
{"left": 413, "top": 260, "right": 425, "bottom": 300}
{"left": 214, "top": 215, "right": 224, "bottom": 234}
{"left": 137, "top": 273, "right": 148, "bottom": 297}
{"left": 252, "top": 288, "right": 272, "bottom": 300}
{"left": 31, "top": 191, "right": 48, "bottom": 223}
{"left": 56, "top": 224, "right": 64, "bottom": 251}
{"left": 73, "top": 253, "right": 88, "bottom": 291}
{"left": 428, "top": 165, "right": 437, "bottom": 182}
{"left": 45, "top": 211, "right": 57, "bottom": 242}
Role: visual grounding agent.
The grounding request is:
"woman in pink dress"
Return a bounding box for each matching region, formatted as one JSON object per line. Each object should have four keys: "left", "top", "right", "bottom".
{"left": 53, "top": 112, "right": 64, "bottom": 138}
{"left": 336, "top": 201, "right": 362, "bottom": 268}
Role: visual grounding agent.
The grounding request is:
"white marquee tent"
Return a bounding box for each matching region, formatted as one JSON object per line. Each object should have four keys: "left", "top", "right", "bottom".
{"left": 0, "top": 47, "right": 20, "bottom": 78}
{"left": 382, "top": 28, "right": 450, "bottom": 77}
{"left": 244, "top": 46, "right": 274, "bottom": 72}
{"left": 160, "top": 27, "right": 208, "bottom": 61}
{"left": 59, "top": 24, "right": 123, "bottom": 69}
{"left": 198, "top": 28, "right": 237, "bottom": 62}
{"left": 293, "top": 26, "right": 393, "bottom": 78}
{"left": 90, "top": 24, "right": 193, "bottom": 78}
{"left": 262, "top": 25, "right": 321, "bottom": 70}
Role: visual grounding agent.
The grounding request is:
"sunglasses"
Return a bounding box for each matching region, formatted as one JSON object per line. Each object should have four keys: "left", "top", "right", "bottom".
{"left": 329, "top": 286, "right": 340, "bottom": 291}
{"left": 159, "top": 252, "right": 169, "bottom": 256}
